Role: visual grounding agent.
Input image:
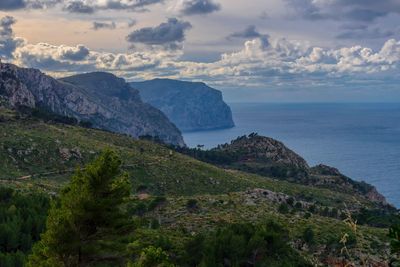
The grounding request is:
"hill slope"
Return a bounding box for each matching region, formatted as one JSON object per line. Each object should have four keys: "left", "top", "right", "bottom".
{"left": 0, "top": 107, "right": 397, "bottom": 266}
{"left": 131, "top": 79, "right": 235, "bottom": 132}
{"left": 0, "top": 63, "right": 184, "bottom": 146}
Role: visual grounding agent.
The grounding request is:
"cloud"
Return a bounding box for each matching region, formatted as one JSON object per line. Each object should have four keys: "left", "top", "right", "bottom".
{"left": 336, "top": 27, "right": 395, "bottom": 39}
{"left": 63, "top": 1, "right": 95, "bottom": 14}
{"left": 176, "top": 0, "right": 221, "bottom": 16}
{"left": 126, "top": 18, "right": 191, "bottom": 48}
{"left": 284, "top": 0, "right": 400, "bottom": 22}
{"left": 0, "top": 16, "right": 25, "bottom": 59}
{"left": 60, "top": 44, "right": 90, "bottom": 61}
{"left": 228, "top": 25, "right": 262, "bottom": 39}
{"left": 62, "top": 0, "right": 165, "bottom": 13}
{"left": 92, "top": 21, "right": 117, "bottom": 30}
{"left": 3, "top": 15, "right": 400, "bottom": 90}
{"left": 128, "top": 19, "right": 137, "bottom": 28}
{"left": 0, "top": 0, "right": 26, "bottom": 10}
{"left": 12, "top": 35, "right": 400, "bottom": 89}
{"left": 103, "top": 0, "right": 164, "bottom": 11}
{"left": 0, "top": 0, "right": 164, "bottom": 12}
{"left": 227, "top": 26, "right": 270, "bottom": 48}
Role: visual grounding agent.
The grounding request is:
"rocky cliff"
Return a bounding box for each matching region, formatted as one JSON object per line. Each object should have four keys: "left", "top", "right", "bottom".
{"left": 0, "top": 63, "right": 184, "bottom": 146}
{"left": 130, "top": 79, "right": 235, "bottom": 132}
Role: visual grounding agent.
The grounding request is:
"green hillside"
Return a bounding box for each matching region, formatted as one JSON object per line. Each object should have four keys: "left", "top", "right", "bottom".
{"left": 0, "top": 107, "right": 398, "bottom": 266}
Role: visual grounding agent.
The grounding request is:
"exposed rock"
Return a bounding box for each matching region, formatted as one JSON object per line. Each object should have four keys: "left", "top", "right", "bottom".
{"left": 365, "top": 186, "right": 388, "bottom": 204}
{"left": 310, "top": 164, "right": 388, "bottom": 205}
{"left": 215, "top": 134, "right": 309, "bottom": 170}
{"left": 211, "top": 134, "right": 310, "bottom": 181}
{"left": 310, "top": 164, "right": 341, "bottom": 176}
{"left": 131, "top": 79, "right": 235, "bottom": 132}
{"left": 0, "top": 63, "right": 184, "bottom": 146}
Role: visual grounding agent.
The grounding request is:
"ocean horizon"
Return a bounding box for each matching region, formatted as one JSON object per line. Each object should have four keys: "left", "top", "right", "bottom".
{"left": 183, "top": 102, "right": 400, "bottom": 208}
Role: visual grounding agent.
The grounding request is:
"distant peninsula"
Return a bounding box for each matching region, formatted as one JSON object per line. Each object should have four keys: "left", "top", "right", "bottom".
{"left": 131, "top": 79, "right": 235, "bottom": 132}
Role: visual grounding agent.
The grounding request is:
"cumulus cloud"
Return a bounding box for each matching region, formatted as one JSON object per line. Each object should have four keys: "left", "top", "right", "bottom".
{"left": 2, "top": 15, "right": 400, "bottom": 89}
{"left": 175, "top": 0, "right": 221, "bottom": 16}
{"left": 126, "top": 18, "right": 191, "bottom": 48}
{"left": 16, "top": 36, "right": 400, "bottom": 89}
{"left": 92, "top": 21, "right": 117, "bottom": 30}
{"left": 0, "top": 16, "right": 25, "bottom": 59}
{"left": 63, "top": 1, "right": 95, "bottom": 14}
{"left": 227, "top": 26, "right": 270, "bottom": 48}
{"left": 228, "top": 25, "right": 262, "bottom": 39}
{"left": 60, "top": 44, "right": 90, "bottom": 61}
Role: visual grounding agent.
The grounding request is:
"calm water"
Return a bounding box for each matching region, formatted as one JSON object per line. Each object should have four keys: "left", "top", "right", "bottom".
{"left": 183, "top": 103, "right": 400, "bottom": 208}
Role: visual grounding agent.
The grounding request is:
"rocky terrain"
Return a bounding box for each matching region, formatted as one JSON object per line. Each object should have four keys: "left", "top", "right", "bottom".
{"left": 131, "top": 78, "right": 235, "bottom": 132}
{"left": 0, "top": 62, "right": 184, "bottom": 146}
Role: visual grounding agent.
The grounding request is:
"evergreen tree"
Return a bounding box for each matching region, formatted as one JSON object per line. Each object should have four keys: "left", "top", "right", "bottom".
{"left": 27, "top": 150, "right": 131, "bottom": 267}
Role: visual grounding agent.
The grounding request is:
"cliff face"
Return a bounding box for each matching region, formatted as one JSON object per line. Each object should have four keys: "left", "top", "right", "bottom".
{"left": 0, "top": 63, "right": 185, "bottom": 146}
{"left": 130, "top": 79, "right": 235, "bottom": 132}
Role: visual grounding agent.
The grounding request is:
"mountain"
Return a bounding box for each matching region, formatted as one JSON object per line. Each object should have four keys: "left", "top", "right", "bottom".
{"left": 0, "top": 107, "right": 397, "bottom": 266}
{"left": 130, "top": 78, "right": 235, "bottom": 132}
{"left": 0, "top": 62, "right": 184, "bottom": 146}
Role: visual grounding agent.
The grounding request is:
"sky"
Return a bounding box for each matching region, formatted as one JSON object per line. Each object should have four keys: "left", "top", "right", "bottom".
{"left": 0, "top": 0, "right": 400, "bottom": 102}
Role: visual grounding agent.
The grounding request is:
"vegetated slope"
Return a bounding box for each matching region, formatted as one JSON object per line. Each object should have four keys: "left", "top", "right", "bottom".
{"left": 0, "top": 107, "right": 382, "bottom": 208}
{"left": 176, "top": 133, "right": 388, "bottom": 205}
{"left": 0, "top": 107, "right": 397, "bottom": 265}
{"left": 131, "top": 78, "right": 235, "bottom": 132}
{"left": 0, "top": 62, "right": 184, "bottom": 146}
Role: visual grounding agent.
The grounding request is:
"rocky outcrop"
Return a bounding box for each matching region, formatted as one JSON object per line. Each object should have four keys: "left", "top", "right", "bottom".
{"left": 0, "top": 62, "right": 184, "bottom": 146}
{"left": 130, "top": 79, "right": 235, "bottom": 132}
{"left": 310, "top": 164, "right": 388, "bottom": 204}
{"left": 215, "top": 133, "right": 309, "bottom": 170}
{"left": 211, "top": 133, "right": 310, "bottom": 181}
{"left": 212, "top": 134, "right": 388, "bottom": 205}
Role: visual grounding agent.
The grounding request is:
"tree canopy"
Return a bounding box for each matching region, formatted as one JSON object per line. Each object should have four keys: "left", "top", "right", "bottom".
{"left": 27, "top": 150, "right": 131, "bottom": 267}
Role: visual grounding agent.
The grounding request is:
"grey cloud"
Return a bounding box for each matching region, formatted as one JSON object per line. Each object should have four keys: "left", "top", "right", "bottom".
{"left": 126, "top": 18, "right": 191, "bottom": 47}
{"left": 227, "top": 25, "right": 270, "bottom": 48}
{"left": 228, "top": 25, "right": 262, "bottom": 39}
{"left": 340, "top": 24, "right": 368, "bottom": 30}
{"left": 92, "top": 21, "right": 116, "bottom": 30}
{"left": 344, "top": 9, "right": 387, "bottom": 22}
{"left": 285, "top": 0, "right": 400, "bottom": 22}
{"left": 100, "top": 0, "right": 164, "bottom": 11}
{"left": 128, "top": 19, "right": 137, "bottom": 28}
{"left": 179, "top": 0, "right": 221, "bottom": 16}
{"left": 0, "top": 0, "right": 164, "bottom": 12}
{"left": 0, "top": 16, "right": 24, "bottom": 59}
{"left": 259, "top": 11, "right": 269, "bottom": 20}
{"left": 0, "top": 0, "right": 26, "bottom": 10}
{"left": 64, "top": 1, "right": 95, "bottom": 14}
{"left": 61, "top": 45, "right": 90, "bottom": 61}
{"left": 336, "top": 27, "right": 395, "bottom": 39}
{"left": 26, "top": 0, "right": 61, "bottom": 9}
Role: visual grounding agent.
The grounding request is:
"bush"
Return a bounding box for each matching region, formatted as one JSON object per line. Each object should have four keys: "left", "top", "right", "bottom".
{"left": 186, "top": 199, "right": 198, "bottom": 211}
{"left": 303, "top": 227, "right": 315, "bottom": 245}
{"left": 278, "top": 203, "right": 289, "bottom": 214}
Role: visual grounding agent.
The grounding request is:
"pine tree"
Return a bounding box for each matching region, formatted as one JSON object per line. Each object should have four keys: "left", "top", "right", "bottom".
{"left": 27, "top": 150, "right": 131, "bottom": 267}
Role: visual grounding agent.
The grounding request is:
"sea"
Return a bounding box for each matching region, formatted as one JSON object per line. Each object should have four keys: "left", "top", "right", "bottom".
{"left": 183, "top": 103, "right": 400, "bottom": 208}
